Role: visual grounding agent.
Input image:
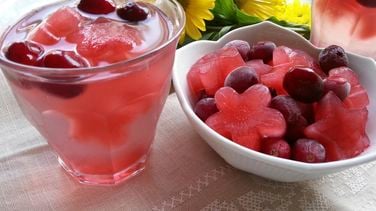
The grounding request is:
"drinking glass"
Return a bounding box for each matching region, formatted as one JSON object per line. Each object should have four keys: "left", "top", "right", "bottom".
{"left": 0, "top": 0, "right": 185, "bottom": 185}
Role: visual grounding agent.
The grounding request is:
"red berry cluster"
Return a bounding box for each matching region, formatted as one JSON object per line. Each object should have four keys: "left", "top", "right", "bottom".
{"left": 78, "top": 0, "right": 148, "bottom": 22}
{"left": 6, "top": 41, "right": 88, "bottom": 69}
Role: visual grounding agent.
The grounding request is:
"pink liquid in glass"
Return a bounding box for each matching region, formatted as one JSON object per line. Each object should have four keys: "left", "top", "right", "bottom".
{"left": 311, "top": 0, "right": 376, "bottom": 59}
{"left": 0, "top": 0, "right": 184, "bottom": 185}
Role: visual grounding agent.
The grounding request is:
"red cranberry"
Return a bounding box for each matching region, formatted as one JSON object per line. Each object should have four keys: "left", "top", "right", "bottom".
{"left": 296, "top": 102, "right": 314, "bottom": 124}
{"left": 283, "top": 67, "right": 324, "bottom": 103}
{"left": 5, "top": 41, "right": 43, "bottom": 66}
{"left": 249, "top": 41, "right": 276, "bottom": 63}
{"left": 224, "top": 40, "right": 251, "bottom": 61}
{"left": 38, "top": 83, "right": 86, "bottom": 99}
{"left": 78, "top": 0, "right": 115, "bottom": 14}
{"left": 41, "top": 51, "right": 88, "bottom": 68}
{"left": 261, "top": 138, "right": 291, "bottom": 159}
{"left": 194, "top": 98, "right": 218, "bottom": 121}
{"left": 270, "top": 95, "right": 308, "bottom": 143}
{"left": 285, "top": 117, "right": 308, "bottom": 143}
{"left": 117, "top": 2, "right": 148, "bottom": 22}
{"left": 224, "top": 66, "right": 259, "bottom": 94}
{"left": 293, "top": 139, "right": 326, "bottom": 163}
{"left": 319, "top": 45, "right": 349, "bottom": 74}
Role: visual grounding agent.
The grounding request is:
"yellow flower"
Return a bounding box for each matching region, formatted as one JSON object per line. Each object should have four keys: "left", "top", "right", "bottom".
{"left": 177, "top": 0, "right": 215, "bottom": 42}
{"left": 236, "top": 0, "right": 286, "bottom": 20}
{"left": 277, "top": 0, "right": 311, "bottom": 27}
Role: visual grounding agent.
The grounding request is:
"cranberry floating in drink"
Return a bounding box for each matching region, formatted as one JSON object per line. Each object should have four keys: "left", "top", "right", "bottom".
{"left": 78, "top": 0, "right": 115, "bottom": 14}
{"left": 0, "top": 0, "right": 184, "bottom": 185}
{"left": 5, "top": 41, "right": 43, "bottom": 66}
{"left": 117, "top": 2, "right": 149, "bottom": 22}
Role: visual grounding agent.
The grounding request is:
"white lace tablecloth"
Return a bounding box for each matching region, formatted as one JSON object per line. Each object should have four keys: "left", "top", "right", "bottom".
{"left": 1, "top": 69, "right": 376, "bottom": 210}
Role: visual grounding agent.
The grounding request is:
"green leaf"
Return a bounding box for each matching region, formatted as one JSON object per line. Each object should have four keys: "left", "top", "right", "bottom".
{"left": 266, "top": 16, "right": 311, "bottom": 39}
{"left": 201, "top": 31, "right": 216, "bottom": 40}
{"left": 211, "top": 0, "right": 264, "bottom": 26}
{"left": 211, "top": 0, "right": 238, "bottom": 24}
{"left": 212, "top": 25, "right": 234, "bottom": 40}
{"left": 235, "top": 10, "right": 262, "bottom": 25}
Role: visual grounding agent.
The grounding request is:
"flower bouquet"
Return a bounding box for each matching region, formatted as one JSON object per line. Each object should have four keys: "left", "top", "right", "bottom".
{"left": 178, "top": 0, "right": 311, "bottom": 45}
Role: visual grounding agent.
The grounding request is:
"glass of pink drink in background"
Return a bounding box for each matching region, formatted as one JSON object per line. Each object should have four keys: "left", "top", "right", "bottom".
{"left": 311, "top": 0, "right": 376, "bottom": 59}
{"left": 0, "top": 0, "right": 184, "bottom": 185}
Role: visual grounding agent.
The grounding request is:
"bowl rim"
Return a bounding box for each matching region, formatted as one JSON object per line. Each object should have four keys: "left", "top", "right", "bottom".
{"left": 173, "top": 21, "right": 376, "bottom": 172}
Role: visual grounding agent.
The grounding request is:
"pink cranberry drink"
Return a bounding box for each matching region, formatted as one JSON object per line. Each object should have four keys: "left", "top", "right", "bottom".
{"left": 311, "top": 0, "right": 376, "bottom": 59}
{"left": 0, "top": 0, "right": 184, "bottom": 185}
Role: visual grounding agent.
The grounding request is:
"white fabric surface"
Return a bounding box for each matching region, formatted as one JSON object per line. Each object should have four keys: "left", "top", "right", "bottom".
{"left": 1, "top": 69, "right": 376, "bottom": 210}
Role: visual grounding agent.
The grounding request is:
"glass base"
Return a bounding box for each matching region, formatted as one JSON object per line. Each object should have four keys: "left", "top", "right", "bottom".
{"left": 58, "top": 156, "right": 147, "bottom": 186}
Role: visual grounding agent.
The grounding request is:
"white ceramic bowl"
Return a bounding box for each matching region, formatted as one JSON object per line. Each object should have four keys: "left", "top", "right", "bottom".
{"left": 172, "top": 22, "right": 376, "bottom": 182}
